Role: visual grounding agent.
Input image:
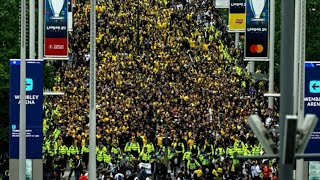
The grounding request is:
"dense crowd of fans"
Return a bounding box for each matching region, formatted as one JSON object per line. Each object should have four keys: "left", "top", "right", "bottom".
{"left": 42, "top": 0, "right": 280, "bottom": 179}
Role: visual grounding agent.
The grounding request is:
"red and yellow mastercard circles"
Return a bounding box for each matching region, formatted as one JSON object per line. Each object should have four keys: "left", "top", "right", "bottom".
{"left": 249, "top": 44, "right": 264, "bottom": 53}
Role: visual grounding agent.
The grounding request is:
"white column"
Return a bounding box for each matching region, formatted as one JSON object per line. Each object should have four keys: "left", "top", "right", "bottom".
{"left": 89, "top": 0, "right": 97, "bottom": 179}
{"left": 268, "top": 0, "right": 275, "bottom": 109}
{"left": 296, "top": 0, "right": 306, "bottom": 178}
{"left": 19, "top": 0, "right": 27, "bottom": 178}
{"left": 249, "top": 61, "right": 255, "bottom": 74}
{"left": 38, "top": 0, "right": 44, "bottom": 59}
{"left": 235, "top": 32, "right": 239, "bottom": 48}
{"left": 29, "top": 0, "right": 35, "bottom": 59}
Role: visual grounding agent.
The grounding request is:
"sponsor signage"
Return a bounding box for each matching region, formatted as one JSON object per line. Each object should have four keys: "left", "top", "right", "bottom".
{"left": 228, "top": 0, "right": 246, "bottom": 32}
{"left": 304, "top": 62, "right": 320, "bottom": 159}
{"left": 44, "top": 0, "right": 68, "bottom": 57}
{"left": 245, "top": 0, "right": 269, "bottom": 58}
{"left": 9, "top": 59, "right": 44, "bottom": 159}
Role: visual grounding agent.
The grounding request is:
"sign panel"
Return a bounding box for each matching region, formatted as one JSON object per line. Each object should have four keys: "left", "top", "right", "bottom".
{"left": 44, "top": 0, "right": 68, "bottom": 57}
{"left": 304, "top": 62, "right": 320, "bottom": 158}
{"left": 216, "top": 0, "right": 230, "bottom": 8}
{"left": 68, "top": 0, "right": 73, "bottom": 31}
{"left": 245, "top": 0, "right": 269, "bottom": 58}
{"left": 228, "top": 0, "right": 246, "bottom": 32}
{"left": 9, "top": 59, "right": 44, "bottom": 159}
{"left": 26, "top": 159, "right": 33, "bottom": 180}
{"left": 309, "top": 161, "right": 320, "bottom": 179}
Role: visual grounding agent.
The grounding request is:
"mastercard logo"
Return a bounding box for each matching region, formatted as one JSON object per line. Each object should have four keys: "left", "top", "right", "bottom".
{"left": 250, "top": 44, "right": 264, "bottom": 53}
{"left": 236, "top": 19, "right": 243, "bottom": 24}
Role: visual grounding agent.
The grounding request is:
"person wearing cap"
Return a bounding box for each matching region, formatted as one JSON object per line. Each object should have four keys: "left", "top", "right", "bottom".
{"left": 199, "top": 153, "right": 210, "bottom": 171}
{"left": 187, "top": 157, "right": 201, "bottom": 172}
{"left": 130, "top": 137, "right": 141, "bottom": 158}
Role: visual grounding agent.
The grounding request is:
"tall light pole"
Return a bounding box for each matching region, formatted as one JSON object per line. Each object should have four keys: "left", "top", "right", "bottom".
{"left": 136, "top": 0, "right": 140, "bottom": 55}
{"left": 296, "top": 0, "right": 307, "bottom": 178}
{"left": 89, "top": 0, "right": 97, "bottom": 179}
{"left": 38, "top": 0, "right": 44, "bottom": 59}
{"left": 268, "top": 0, "right": 275, "bottom": 109}
{"left": 279, "top": 0, "right": 295, "bottom": 178}
{"left": 29, "top": 0, "right": 35, "bottom": 59}
{"left": 19, "top": 0, "right": 27, "bottom": 179}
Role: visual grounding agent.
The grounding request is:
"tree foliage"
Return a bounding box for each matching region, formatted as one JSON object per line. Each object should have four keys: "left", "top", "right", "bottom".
{"left": 0, "top": 0, "right": 20, "bottom": 142}
{"left": 0, "top": 0, "right": 55, "bottom": 143}
{"left": 258, "top": 0, "right": 320, "bottom": 86}
{"left": 306, "top": 1, "right": 320, "bottom": 61}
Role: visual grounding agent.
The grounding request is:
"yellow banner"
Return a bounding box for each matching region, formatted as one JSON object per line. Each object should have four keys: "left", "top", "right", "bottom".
{"left": 229, "top": 13, "right": 246, "bottom": 31}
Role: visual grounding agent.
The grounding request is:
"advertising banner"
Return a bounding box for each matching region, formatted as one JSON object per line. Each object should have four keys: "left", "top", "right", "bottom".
{"left": 245, "top": 0, "right": 269, "bottom": 58}
{"left": 9, "top": 59, "right": 44, "bottom": 159}
{"left": 68, "top": 0, "right": 73, "bottom": 31}
{"left": 216, "top": 0, "right": 230, "bottom": 8}
{"left": 304, "top": 62, "right": 320, "bottom": 159}
{"left": 44, "top": 0, "right": 68, "bottom": 57}
{"left": 228, "top": 0, "right": 246, "bottom": 32}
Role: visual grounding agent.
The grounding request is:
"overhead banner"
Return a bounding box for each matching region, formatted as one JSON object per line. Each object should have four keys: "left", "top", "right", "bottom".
{"left": 68, "top": 0, "right": 73, "bottom": 31}
{"left": 9, "top": 59, "right": 44, "bottom": 159}
{"left": 216, "top": 0, "right": 230, "bottom": 8}
{"left": 304, "top": 62, "right": 320, "bottom": 160}
{"left": 245, "top": 0, "right": 269, "bottom": 59}
{"left": 45, "top": 0, "right": 68, "bottom": 57}
{"left": 228, "top": 0, "right": 246, "bottom": 32}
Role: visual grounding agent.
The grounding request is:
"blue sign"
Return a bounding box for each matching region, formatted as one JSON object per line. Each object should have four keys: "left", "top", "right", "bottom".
{"left": 309, "top": 80, "right": 320, "bottom": 93}
{"left": 305, "top": 62, "right": 320, "bottom": 157}
{"left": 9, "top": 59, "right": 44, "bottom": 159}
{"left": 26, "top": 78, "right": 33, "bottom": 91}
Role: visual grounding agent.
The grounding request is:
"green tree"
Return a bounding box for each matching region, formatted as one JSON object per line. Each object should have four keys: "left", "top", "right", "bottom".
{"left": 0, "top": 0, "right": 56, "bottom": 143}
{"left": 258, "top": 0, "right": 320, "bottom": 87}
{"left": 306, "top": 1, "right": 320, "bottom": 61}
{"left": 0, "top": 0, "right": 20, "bottom": 143}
